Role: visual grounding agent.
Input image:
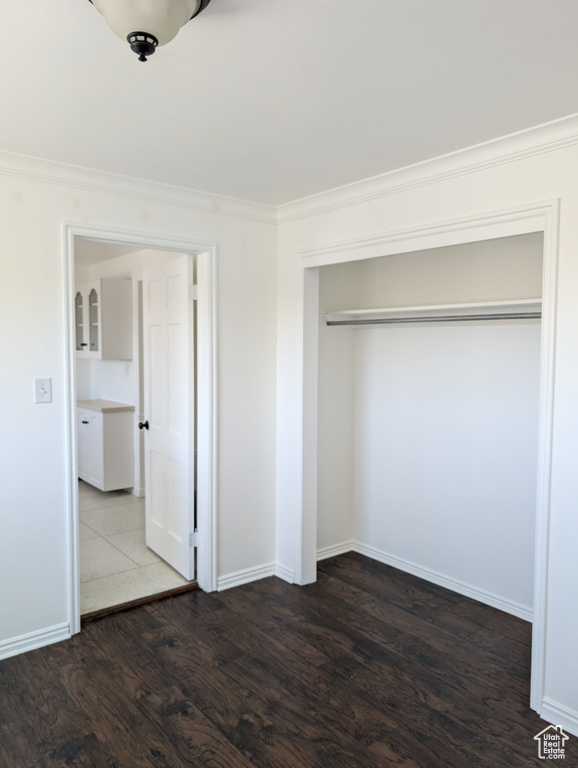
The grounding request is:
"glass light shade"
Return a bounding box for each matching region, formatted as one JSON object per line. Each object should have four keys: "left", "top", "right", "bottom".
{"left": 91, "top": 0, "right": 202, "bottom": 47}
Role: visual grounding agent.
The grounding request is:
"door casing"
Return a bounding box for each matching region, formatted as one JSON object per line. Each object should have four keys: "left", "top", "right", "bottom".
{"left": 296, "top": 200, "right": 559, "bottom": 716}
{"left": 63, "top": 223, "right": 218, "bottom": 633}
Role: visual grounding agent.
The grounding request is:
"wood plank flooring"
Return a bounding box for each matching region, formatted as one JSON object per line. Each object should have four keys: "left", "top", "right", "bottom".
{"left": 0, "top": 553, "right": 555, "bottom": 767}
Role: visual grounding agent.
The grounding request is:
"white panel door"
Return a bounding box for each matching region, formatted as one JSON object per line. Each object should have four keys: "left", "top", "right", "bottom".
{"left": 142, "top": 255, "right": 194, "bottom": 580}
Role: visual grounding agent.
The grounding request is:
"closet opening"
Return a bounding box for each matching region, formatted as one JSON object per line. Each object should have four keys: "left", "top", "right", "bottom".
{"left": 317, "top": 234, "right": 542, "bottom": 621}
{"left": 297, "top": 201, "right": 559, "bottom": 718}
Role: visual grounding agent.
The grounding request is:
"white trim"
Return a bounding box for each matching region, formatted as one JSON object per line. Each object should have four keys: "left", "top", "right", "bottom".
{"left": 63, "top": 223, "right": 219, "bottom": 258}
{"left": 278, "top": 113, "right": 578, "bottom": 222}
{"left": 63, "top": 223, "right": 219, "bottom": 634}
{"left": 0, "top": 623, "right": 70, "bottom": 661}
{"left": 353, "top": 542, "right": 532, "bottom": 622}
{"left": 300, "top": 201, "right": 552, "bottom": 268}
{"left": 217, "top": 563, "right": 277, "bottom": 592}
{"left": 297, "top": 199, "right": 559, "bottom": 720}
{"left": 317, "top": 542, "right": 355, "bottom": 562}
{"left": 1, "top": 113, "right": 577, "bottom": 227}
{"left": 540, "top": 698, "right": 578, "bottom": 738}
{"left": 196, "top": 249, "right": 218, "bottom": 592}
{"left": 316, "top": 540, "right": 532, "bottom": 620}
{"left": 531, "top": 200, "right": 559, "bottom": 712}
{"left": 63, "top": 224, "right": 81, "bottom": 635}
{"left": 295, "top": 267, "right": 320, "bottom": 585}
{"left": 274, "top": 563, "right": 294, "bottom": 584}
{"left": 0, "top": 149, "right": 276, "bottom": 225}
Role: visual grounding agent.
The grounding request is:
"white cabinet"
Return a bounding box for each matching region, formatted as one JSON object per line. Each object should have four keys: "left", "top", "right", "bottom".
{"left": 77, "top": 408, "right": 103, "bottom": 488}
{"left": 75, "top": 279, "right": 133, "bottom": 360}
{"left": 77, "top": 401, "right": 135, "bottom": 491}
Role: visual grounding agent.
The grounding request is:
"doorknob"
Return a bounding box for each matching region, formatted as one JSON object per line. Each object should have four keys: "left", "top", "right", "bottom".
{"left": 139, "top": 420, "right": 149, "bottom": 430}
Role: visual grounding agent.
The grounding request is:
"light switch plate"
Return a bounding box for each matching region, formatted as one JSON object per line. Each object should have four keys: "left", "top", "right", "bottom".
{"left": 34, "top": 378, "right": 52, "bottom": 404}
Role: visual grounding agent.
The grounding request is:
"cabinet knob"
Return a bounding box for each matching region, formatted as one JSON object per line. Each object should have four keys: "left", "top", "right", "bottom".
{"left": 81, "top": 420, "right": 89, "bottom": 424}
{"left": 80, "top": 343, "right": 88, "bottom": 347}
{"left": 139, "top": 420, "right": 149, "bottom": 430}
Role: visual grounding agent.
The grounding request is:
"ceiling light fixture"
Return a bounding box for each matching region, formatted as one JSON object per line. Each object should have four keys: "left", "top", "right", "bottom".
{"left": 88, "top": 0, "right": 212, "bottom": 62}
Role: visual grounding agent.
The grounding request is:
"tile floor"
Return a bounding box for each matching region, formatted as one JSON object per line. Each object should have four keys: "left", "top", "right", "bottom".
{"left": 78, "top": 480, "right": 191, "bottom": 615}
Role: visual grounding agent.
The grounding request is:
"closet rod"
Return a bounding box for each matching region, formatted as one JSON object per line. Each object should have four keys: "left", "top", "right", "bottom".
{"left": 326, "top": 311, "right": 542, "bottom": 327}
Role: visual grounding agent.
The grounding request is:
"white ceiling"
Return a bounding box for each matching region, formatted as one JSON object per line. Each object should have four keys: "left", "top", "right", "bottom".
{"left": 3, "top": 1, "right": 578, "bottom": 206}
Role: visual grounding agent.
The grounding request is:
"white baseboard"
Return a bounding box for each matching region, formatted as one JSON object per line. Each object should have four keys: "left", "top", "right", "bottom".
{"left": 274, "top": 563, "right": 294, "bottom": 583}
{"left": 217, "top": 542, "right": 532, "bottom": 624}
{"left": 317, "top": 541, "right": 355, "bottom": 561}
{"left": 540, "top": 697, "right": 578, "bottom": 738}
{"left": 131, "top": 486, "right": 145, "bottom": 498}
{"left": 0, "top": 623, "right": 70, "bottom": 661}
{"left": 217, "top": 562, "right": 276, "bottom": 591}
{"left": 350, "top": 541, "right": 532, "bottom": 622}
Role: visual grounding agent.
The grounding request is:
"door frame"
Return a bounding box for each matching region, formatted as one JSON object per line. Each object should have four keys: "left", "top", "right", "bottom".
{"left": 297, "top": 200, "right": 559, "bottom": 716}
{"left": 63, "top": 223, "right": 218, "bottom": 634}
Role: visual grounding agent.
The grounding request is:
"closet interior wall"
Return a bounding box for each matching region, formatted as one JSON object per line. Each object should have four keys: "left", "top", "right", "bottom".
{"left": 317, "top": 233, "right": 543, "bottom": 616}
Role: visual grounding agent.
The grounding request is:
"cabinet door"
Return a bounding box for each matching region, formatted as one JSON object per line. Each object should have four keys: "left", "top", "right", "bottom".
{"left": 75, "top": 279, "right": 132, "bottom": 360}
{"left": 75, "top": 282, "right": 100, "bottom": 359}
{"left": 75, "top": 292, "right": 87, "bottom": 353}
{"left": 87, "top": 286, "right": 100, "bottom": 356}
{"left": 87, "top": 412, "right": 104, "bottom": 489}
{"left": 77, "top": 409, "right": 90, "bottom": 481}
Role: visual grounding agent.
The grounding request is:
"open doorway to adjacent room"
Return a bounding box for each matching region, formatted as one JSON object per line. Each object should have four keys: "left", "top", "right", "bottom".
{"left": 65, "top": 228, "right": 217, "bottom": 626}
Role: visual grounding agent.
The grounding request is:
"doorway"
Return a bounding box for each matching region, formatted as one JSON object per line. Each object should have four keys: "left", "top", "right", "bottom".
{"left": 64, "top": 225, "right": 217, "bottom": 633}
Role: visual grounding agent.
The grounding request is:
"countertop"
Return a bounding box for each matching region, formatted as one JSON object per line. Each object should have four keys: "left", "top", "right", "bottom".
{"left": 77, "top": 399, "right": 135, "bottom": 413}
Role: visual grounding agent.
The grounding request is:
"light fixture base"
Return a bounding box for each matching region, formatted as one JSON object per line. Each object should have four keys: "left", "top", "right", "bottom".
{"left": 127, "top": 31, "right": 158, "bottom": 62}
{"left": 88, "top": 0, "right": 214, "bottom": 61}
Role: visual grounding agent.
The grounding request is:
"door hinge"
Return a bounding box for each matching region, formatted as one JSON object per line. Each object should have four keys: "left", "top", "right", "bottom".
{"left": 189, "top": 530, "right": 199, "bottom": 548}
{"left": 189, "top": 284, "right": 199, "bottom": 301}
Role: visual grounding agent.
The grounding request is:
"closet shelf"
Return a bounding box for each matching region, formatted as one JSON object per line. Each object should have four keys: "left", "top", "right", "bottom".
{"left": 325, "top": 299, "right": 542, "bottom": 327}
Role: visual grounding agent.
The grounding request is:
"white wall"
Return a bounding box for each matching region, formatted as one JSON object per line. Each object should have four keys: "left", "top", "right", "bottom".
{"left": 0, "top": 155, "right": 277, "bottom": 652}
{"left": 275, "top": 118, "right": 578, "bottom": 730}
{"left": 316, "top": 321, "right": 354, "bottom": 554}
{"left": 353, "top": 321, "right": 540, "bottom": 611}
{"left": 320, "top": 234, "right": 544, "bottom": 308}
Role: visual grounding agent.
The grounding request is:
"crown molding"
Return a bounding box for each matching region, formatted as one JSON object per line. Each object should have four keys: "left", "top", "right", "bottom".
{"left": 4, "top": 112, "right": 578, "bottom": 228}
{"left": 277, "top": 113, "right": 578, "bottom": 224}
{"left": 0, "top": 150, "right": 277, "bottom": 226}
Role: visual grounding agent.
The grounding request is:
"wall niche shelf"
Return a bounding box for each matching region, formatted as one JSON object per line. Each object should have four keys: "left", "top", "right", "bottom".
{"left": 325, "top": 298, "right": 542, "bottom": 327}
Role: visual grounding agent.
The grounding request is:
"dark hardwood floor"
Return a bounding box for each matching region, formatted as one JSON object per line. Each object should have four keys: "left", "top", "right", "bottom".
{"left": 0, "top": 553, "right": 556, "bottom": 767}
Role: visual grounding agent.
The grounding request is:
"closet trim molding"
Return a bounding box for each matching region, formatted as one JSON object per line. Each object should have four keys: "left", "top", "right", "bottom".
{"left": 296, "top": 199, "right": 559, "bottom": 719}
